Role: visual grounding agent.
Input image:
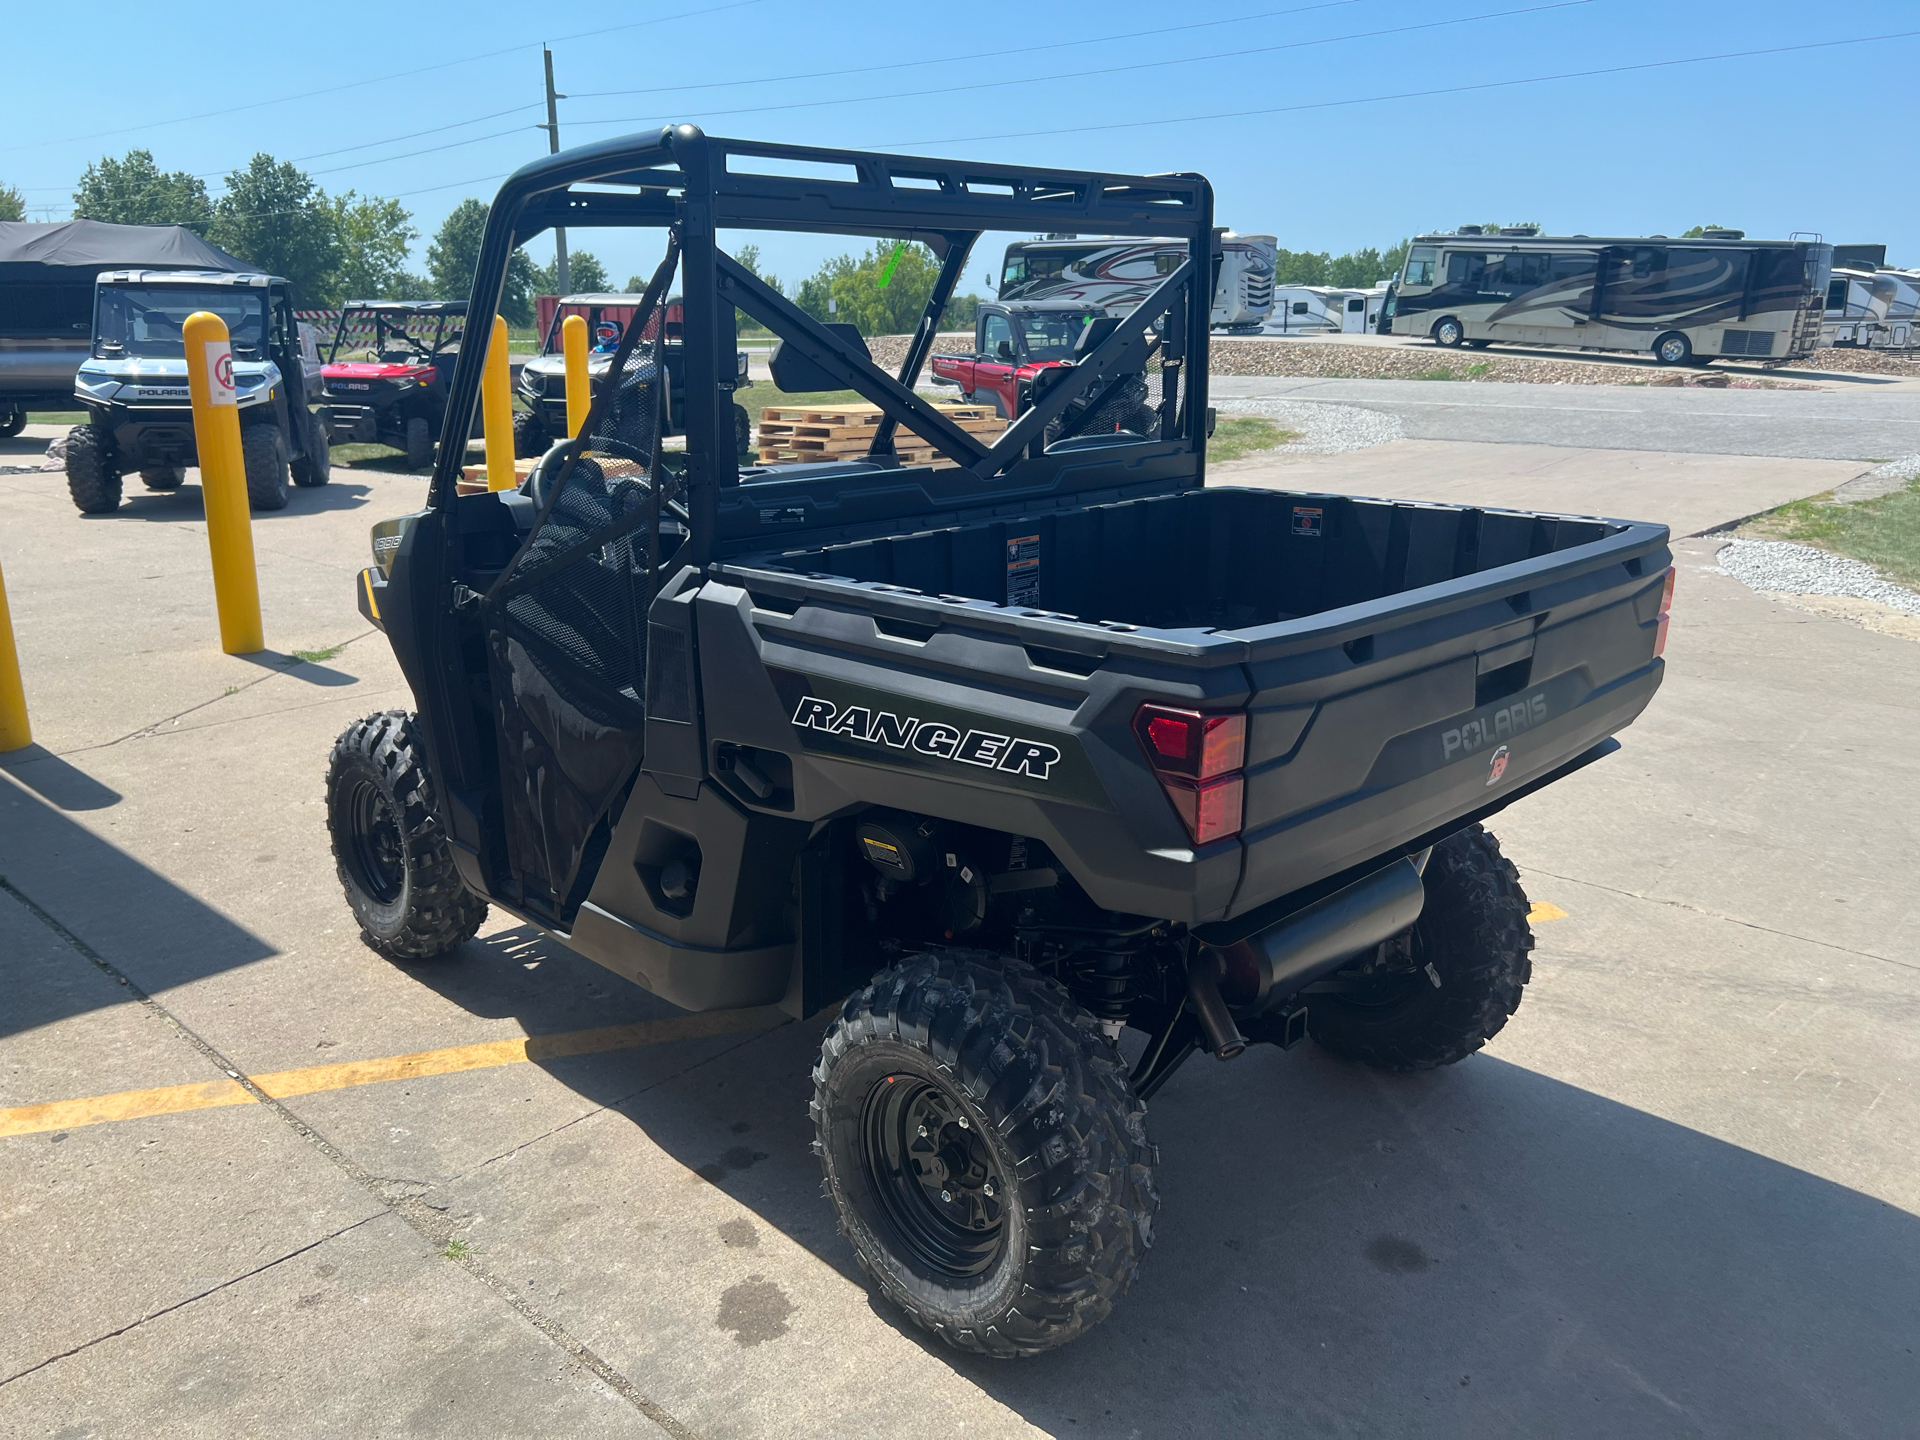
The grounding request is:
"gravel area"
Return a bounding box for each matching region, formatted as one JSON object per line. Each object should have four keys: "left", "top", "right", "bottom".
{"left": 1833, "top": 454, "right": 1920, "bottom": 504}
{"left": 1716, "top": 538, "right": 1920, "bottom": 614}
{"left": 1797, "top": 347, "right": 1920, "bottom": 377}
{"left": 1213, "top": 397, "right": 1402, "bottom": 454}
{"left": 1209, "top": 338, "right": 1813, "bottom": 388}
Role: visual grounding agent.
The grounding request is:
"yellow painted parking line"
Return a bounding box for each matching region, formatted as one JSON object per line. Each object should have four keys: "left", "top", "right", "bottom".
{"left": 0, "top": 1005, "right": 789, "bottom": 1140}
{"left": 1529, "top": 901, "right": 1570, "bottom": 923}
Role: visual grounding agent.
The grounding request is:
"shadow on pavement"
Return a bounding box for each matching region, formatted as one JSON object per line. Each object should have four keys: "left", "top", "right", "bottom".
{"left": 404, "top": 922, "right": 1917, "bottom": 1437}
{"left": 0, "top": 745, "right": 122, "bottom": 811}
{"left": 235, "top": 651, "right": 358, "bottom": 687}
{"left": 96, "top": 479, "right": 379, "bottom": 523}
{"left": 0, "top": 768, "right": 274, "bottom": 1038}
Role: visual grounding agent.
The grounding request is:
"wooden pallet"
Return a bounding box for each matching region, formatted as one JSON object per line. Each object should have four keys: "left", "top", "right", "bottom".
{"left": 755, "top": 399, "right": 1004, "bottom": 469}
{"left": 456, "top": 455, "right": 537, "bottom": 494}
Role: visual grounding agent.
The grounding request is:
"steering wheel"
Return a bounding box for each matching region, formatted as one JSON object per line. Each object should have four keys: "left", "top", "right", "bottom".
{"left": 521, "top": 434, "right": 655, "bottom": 512}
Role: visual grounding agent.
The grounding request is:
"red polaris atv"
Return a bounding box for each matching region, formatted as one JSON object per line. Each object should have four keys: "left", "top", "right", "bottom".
{"left": 931, "top": 298, "right": 1160, "bottom": 438}
{"left": 319, "top": 301, "right": 466, "bottom": 471}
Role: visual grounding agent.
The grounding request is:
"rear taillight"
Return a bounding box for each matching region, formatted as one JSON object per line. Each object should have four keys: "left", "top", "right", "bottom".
{"left": 1134, "top": 705, "right": 1248, "bottom": 845}
{"left": 1653, "top": 567, "right": 1676, "bottom": 657}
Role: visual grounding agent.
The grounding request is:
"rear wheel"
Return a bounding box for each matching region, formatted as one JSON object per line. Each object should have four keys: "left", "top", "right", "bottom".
{"left": 404, "top": 415, "right": 433, "bottom": 471}
{"left": 138, "top": 465, "right": 185, "bottom": 491}
{"left": 512, "top": 408, "right": 547, "bottom": 459}
{"left": 325, "top": 710, "right": 487, "bottom": 960}
{"left": 733, "top": 402, "right": 752, "bottom": 457}
{"left": 1308, "top": 825, "right": 1533, "bottom": 1070}
{"left": 65, "top": 424, "right": 122, "bottom": 513}
{"left": 291, "top": 419, "right": 330, "bottom": 487}
{"left": 1653, "top": 331, "right": 1693, "bottom": 366}
{"left": 0, "top": 408, "right": 25, "bottom": 438}
{"left": 1433, "top": 317, "right": 1466, "bottom": 348}
{"left": 241, "top": 423, "right": 289, "bottom": 510}
{"left": 813, "top": 951, "right": 1157, "bottom": 1358}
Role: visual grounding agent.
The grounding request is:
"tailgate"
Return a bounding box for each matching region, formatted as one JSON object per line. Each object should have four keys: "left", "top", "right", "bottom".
{"left": 1226, "top": 512, "right": 1670, "bottom": 917}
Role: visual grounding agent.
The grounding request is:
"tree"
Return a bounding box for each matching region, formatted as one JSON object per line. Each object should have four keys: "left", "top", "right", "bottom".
{"left": 208, "top": 154, "right": 343, "bottom": 304}
{"left": 72, "top": 150, "right": 212, "bottom": 229}
{"left": 530, "top": 248, "right": 609, "bottom": 295}
{"left": 427, "top": 199, "right": 536, "bottom": 326}
{"left": 792, "top": 241, "right": 979, "bottom": 335}
{"left": 1681, "top": 223, "right": 1735, "bottom": 238}
{"left": 329, "top": 191, "right": 416, "bottom": 301}
{"left": 0, "top": 182, "right": 23, "bottom": 222}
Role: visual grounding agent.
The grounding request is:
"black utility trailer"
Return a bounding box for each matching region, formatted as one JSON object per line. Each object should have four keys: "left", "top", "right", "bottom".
{"left": 326, "top": 126, "right": 1673, "bottom": 1358}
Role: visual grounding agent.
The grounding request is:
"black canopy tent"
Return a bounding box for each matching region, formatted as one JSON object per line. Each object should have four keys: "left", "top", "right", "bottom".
{"left": 0, "top": 220, "right": 250, "bottom": 335}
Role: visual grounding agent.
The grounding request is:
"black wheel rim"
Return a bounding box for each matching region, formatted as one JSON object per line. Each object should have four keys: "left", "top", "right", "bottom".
{"left": 344, "top": 779, "right": 406, "bottom": 905}
{"left": 859, "top": 1073, "right": 1007, "bottom": 1282}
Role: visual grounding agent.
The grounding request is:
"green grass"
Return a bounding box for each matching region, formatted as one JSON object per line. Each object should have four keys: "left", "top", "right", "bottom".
{"left": 1412, "top": 362, "right": 1492, "bottom": 382}
{"left": 1207, "top": 416, "right": 1297, "bottom": 463}
{"left": 442, "top": 1238, "right": 473, "bottom": 1261}
{"left": 751, "top": 385, "right": 957, "bottom": 414}
{"left": 27, "top": 411, "right": 85, "bottom": 425}
{"left": 290, "top": 644, "right": 346, "bottom": 665}
{"left": 1743, "top": 477, "right": 1920, "bottom": 589}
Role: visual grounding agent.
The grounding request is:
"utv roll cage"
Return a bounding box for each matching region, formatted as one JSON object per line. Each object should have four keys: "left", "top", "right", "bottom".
{"left": 430, "top": 124, "right": 1219, "bottom": 565}
{"left": 327, "top": 299, "right": 468, "bottom": 365}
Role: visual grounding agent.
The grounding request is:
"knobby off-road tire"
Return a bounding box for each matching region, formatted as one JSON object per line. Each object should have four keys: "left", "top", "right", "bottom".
{"left": 241, "top": 423, "right": 289, "bottom": 510}
{"left": 813, "top": 951, "right": 1158, "bottom": 1358}
{"left": 65, "top": 424, "right": 122, "bottom": 513}
{"left": 291, "top": 418, "right": 331, "bottom": 487}
{"left": 404, "top": 415, "right": 434, "bottom": 471}
{"left": 139, "top": 465, "right": 186, "bottom": 491}
{"left": 325, "top": 710, "right": 487, "bottom": 960}
{"left": 512, "top": 408, "right": 547, "bottom": 459}
{"left": 733, "top": 402, "right": 752, "bottom": 457}
{"left": 1309, "top": 824, "right": 1533, "bottom": 1071}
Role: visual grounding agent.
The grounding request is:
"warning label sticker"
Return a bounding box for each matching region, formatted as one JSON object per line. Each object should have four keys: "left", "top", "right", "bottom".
{"left": 1005, "top": 533, "right": 1041, "bottom": 607}
{"left": 1291, "top": 506, "right": 1323, "bottom": 537}
{"left": 206, "top": 341, "right": 236, "bottom": 407}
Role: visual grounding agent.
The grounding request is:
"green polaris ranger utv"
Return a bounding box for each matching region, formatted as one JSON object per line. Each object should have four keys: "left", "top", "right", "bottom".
{"left": 324, "top": 126, "right": 1672, "bottom": 1357}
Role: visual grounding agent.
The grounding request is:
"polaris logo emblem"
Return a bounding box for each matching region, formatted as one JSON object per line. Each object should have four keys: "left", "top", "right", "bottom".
{"left": 1442, "top": 691, "right": 1548, "bottom": 762}
{"left": 790, "top": 697, "right": 1062, "bottom": 780}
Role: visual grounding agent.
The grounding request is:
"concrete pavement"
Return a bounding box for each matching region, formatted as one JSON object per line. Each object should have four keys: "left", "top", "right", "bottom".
{"left": 1211, "top": 374, "right": 1920, "bottom": 461}
{"left": 2, "top": 409, "right": 1915, "bottom": 1436}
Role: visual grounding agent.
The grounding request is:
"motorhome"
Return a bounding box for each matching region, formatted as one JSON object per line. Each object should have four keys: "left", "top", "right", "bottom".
{"left": 998, "top": 233, "right": 1277, "bottom": 331}
{"left": 1388, "top": 227, "right": 1832, "bottom": 364}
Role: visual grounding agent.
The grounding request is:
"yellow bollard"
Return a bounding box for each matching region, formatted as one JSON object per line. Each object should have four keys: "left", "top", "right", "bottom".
{"left": 483, "top": 314, "right": 516, "bottom": 491}
{"left": 562, "top": 313, "right": 590, "bottom": 439}
{"left": 184, "top": 311, "right": 264, "bottom": 654}
{"left": 0, "top": 555, "right": 30, "bottom": 752}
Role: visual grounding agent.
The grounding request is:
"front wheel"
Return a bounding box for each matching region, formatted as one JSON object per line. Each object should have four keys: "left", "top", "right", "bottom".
{"left": 512, "top": 408, "right": 547, "bottom": 459}
{"left": 65, "top": 424, "right": 122, "bottom": 513}
{"left": 241, "top": 424, "right": 289, "bottom": 510}
{"left": 1308, "top": 824, "right": 1534, "bottom": 1070}
{"left": 291, "top": 418, "right": 330, "bottom": 487}
{"left": 0, "top": 408, "right": 25, "bottom": 438}
{"left": 404, "top": 415, "right": 434, "bottom": 471}
{"left": 1653, "top": 331, "right": 1693, "bottom": 366}
{"left": 1433, "top": 317, "right": 1466, "bottom": 348}
{"left": 325, "top": 710, "right": 487, "bottom": 960}
{"left": 813, "top": 951, "right": 1157, "bottom": 1358}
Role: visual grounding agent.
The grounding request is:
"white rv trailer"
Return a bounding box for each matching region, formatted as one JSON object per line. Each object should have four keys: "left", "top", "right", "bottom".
{"left": 998, "top": 233, "right": 1278, "bottom": 331}
{"left": 1822, "top": 267, "right": 1919, "bottom": 350}
{"left": 1388, "top": 226, "right": 1833, "bottom": 364}
{"left": 1262, "top": 283, "right": 1393, "bottom": 336}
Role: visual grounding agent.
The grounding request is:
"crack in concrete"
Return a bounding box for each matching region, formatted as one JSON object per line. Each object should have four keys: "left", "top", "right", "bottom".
{"left": 0, "top": 1214, "right": 385, "bottom": 1388}
{"left": 1520, "top": 866, "right": 1916, "bottom": 973}
{"left": 0, "top": 874, "right": 696, "bottom": 1439}
{"left": 26, "top": 630, "right": 380, "bottom": 759}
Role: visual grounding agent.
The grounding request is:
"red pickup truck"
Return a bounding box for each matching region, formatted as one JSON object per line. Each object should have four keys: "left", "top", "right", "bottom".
{"left": 931, "top": 299, "right": 1158, "bottom": 438}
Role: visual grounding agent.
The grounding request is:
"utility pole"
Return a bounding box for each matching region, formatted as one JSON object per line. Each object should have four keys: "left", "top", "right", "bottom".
{"left": 538, "top": 46, "right": 569, "bottom": 296}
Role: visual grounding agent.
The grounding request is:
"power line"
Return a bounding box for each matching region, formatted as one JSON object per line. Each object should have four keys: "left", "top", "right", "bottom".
{"left": 566, "top": 0, "right": 1373, "bottom": 100}
{"left": 0, "top": 0, "right": 767, "bottom": 156}
{"left": 566, "top": 0, "right": 1598, "bottom": 136}
{"left": 863, "top": 29, "right": 1920, "bottom": 152}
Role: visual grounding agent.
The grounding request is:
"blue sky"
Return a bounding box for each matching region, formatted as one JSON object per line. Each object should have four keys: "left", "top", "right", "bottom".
{"left": 5, "top": 0, "right": 1914, "bottom": 296}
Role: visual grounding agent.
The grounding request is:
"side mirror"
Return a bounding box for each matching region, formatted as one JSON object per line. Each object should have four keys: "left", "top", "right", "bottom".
{"left": 996, "top": 340, "right": 1014, "bottom": 361}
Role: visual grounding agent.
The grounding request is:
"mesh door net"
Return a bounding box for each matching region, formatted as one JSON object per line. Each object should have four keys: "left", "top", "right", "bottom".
{"left": 484, "top": 259, "right": 681, "bottom": 916}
